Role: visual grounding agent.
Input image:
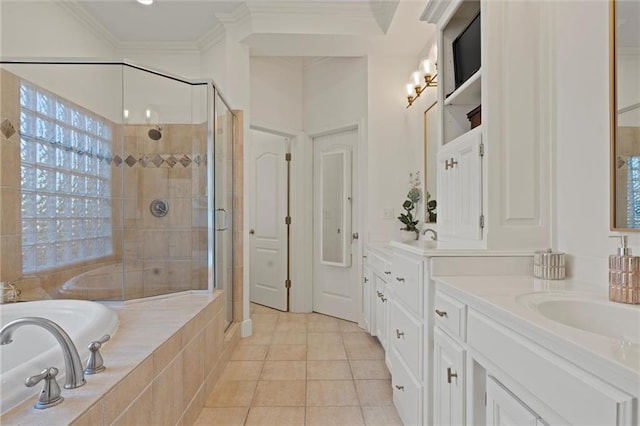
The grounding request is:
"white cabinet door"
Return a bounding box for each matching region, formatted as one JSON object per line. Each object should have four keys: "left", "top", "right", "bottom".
{"left": 374, "top": 274, "right": 388, "bottom": 349}
{"left": 362, "top": 267, "right": 371, "bottom": 333}
{"left": 437, "top": 143, "right": 456, "bottom": 239}
{"left": 486, "top": 376, "right": 540, "bottom": 426}
{"left": 437, "top": 127, "right": 483, "bottom": 242}
{"left": 433, "top": 328, "right": 465, "bottom": 426}
{"left": 454, "top": 130, "right": 483, "bottom": 241}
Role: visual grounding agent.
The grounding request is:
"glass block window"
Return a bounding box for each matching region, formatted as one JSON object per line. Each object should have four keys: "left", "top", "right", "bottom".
{"left": 627, "top": 156, "right": 640, "bottom": 228}
{"left": 20, "top": 81, "right": 113, "bottom": 273}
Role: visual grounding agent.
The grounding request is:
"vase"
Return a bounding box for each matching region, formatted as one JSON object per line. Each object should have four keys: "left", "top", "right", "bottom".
{"left": 402, "top": 230, "right": 420, "bottom": 240}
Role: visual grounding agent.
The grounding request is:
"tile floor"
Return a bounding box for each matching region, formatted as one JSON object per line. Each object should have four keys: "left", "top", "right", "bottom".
{"left": 194, "top": 304, "right": 403, "bottom": 426}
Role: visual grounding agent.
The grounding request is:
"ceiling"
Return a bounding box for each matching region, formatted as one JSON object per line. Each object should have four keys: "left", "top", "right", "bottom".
{"left": 71, "top": 0, "right": 436, "bottom": 57}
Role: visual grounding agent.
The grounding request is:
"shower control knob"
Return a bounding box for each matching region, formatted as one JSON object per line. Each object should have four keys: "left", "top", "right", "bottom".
{"left": 25, "top": 367, "right": 64, "bottom": 409}
{"left": 84, "top": 334, "right": 110, "bottom": 375}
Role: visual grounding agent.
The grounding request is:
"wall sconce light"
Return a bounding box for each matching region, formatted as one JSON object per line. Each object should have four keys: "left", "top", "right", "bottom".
{"left": 405, "top": 56, "right": 438, "bottom": 108}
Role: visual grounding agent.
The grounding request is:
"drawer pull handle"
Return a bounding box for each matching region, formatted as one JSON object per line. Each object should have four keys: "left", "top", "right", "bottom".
{"left": 395, "top": 277, "right": 405, "bottom": 283}
{"left": 447, "top": 367, "right": 457, "bottom": 383}
{"left": 376, "top": 291, "right": 382, "bottom": 298}
{"left": 395, "top": 385, "right": 405, "bottom": 391}
{"left": 396, "top": 329, "right": 404, "bottom": 339}
{"left": 435, "top": 309, "right": 448, "bottom": 318}
{"left": 381, "top": 296, "right": 387, "bottom": 302}
{"left": 384, "top": 271, "right": 391, "bottom": 275}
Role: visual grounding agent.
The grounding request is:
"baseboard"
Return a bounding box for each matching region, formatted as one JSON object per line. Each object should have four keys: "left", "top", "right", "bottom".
{"left": 240, "top": 318, "right": 252, "bottom": 338}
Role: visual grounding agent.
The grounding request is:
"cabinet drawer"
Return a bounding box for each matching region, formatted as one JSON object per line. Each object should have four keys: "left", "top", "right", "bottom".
{"left": 391, "top": 252, "right": 423, "bottom": 316}
{"left": 391, "top": 349, "right": 422, "bottom": 426}
{"left": 390, "top": 300, "right": 423, "bottom": 380}
{"left": 434, "top": 290, "right": 467, "bottom": 341}
{"left": 368, "top": 250, "right": 392, "bottom": 278}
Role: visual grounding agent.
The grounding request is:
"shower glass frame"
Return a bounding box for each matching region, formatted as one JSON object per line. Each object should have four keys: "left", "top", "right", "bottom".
{"left": 0, "top": 59, "right": 233, "bottom": 309}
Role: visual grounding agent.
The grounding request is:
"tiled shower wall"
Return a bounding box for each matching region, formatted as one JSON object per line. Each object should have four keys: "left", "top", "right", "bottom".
{"left": 0, "top": 68, "right": 208, "bottom": 300}
{"left": 120, "top": 123, "right": 208, "bottom": 299}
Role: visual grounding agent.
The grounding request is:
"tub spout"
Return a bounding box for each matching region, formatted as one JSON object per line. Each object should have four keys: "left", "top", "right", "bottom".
{"left": 0, "top": 317, "right": 85, "bottom": 389}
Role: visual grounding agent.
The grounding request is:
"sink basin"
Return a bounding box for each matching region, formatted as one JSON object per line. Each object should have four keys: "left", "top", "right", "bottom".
{"left": 389, "top": 239, "right": 437, "bottom": 252}
{"left": 518, "top": 293, "right": 640, "bottom": 344}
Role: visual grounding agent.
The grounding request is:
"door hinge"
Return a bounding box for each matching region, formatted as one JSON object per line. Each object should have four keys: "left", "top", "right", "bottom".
{"left": 479, "top": 142, "right": 485, "bottom": 157}
{"left": 480, "top": 214, "right": 485, "bottom": 229}
{"left": 285, "top": 216, "right": 292, "bottom": 225}
{"left": 285, "top": 152, "right": 292, "bottom": 162}
{"left": 285, "top": 279, "right": 291, "bottom": 288}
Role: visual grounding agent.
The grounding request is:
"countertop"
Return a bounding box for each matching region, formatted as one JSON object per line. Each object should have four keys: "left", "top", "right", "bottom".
{"left": 433, "top": 275, "right": 640, "bottom": 396}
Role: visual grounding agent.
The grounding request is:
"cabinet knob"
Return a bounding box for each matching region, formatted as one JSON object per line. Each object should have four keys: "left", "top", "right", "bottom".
{"left": 396, "top": 329, "right": 405, "bottom": 339}
{"left": 435, "top": 309, "right": 448, "bottom": 318}
{"left": 447, "top": 367, "right": 458, "bottom": 384}
{"left": 395, "top": 277, "right": 405, "bottom": 283}
{"left": 395, "top": 385, "right": 405, "bottom": 391}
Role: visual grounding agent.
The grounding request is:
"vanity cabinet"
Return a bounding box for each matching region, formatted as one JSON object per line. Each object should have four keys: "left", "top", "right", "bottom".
{"left": 486, "top": 375, "right": 543, "bottom": 426}
{"left": 434, "top": 282, "right": 638, "bottom": 426}
{"left": 365, "top": 247, "right": 393, "bottom": 358}
{"left": 388, "top": 249, "right": 428, "bottom": 425}
{"left": 433, "top": 289, "right": 467, "bottom": 426}
{"left": 422, "top": 0, "right": 551, "bottom": 249}
{"left": 362, "top": 266, "right": 372, "bottom": 333}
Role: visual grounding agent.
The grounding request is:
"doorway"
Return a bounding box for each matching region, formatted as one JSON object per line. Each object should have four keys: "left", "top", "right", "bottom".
{"left": 312, "top": 126, "right": 360, "bottom": 322}
{"left": 249, "top": 129, "right": 290, "bottom": 311}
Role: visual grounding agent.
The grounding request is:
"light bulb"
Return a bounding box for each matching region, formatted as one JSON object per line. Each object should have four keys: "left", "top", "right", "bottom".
{"left": 421, "top": 59, "right": 432, "bottom": 77}
{"left": 406, "top": 83, "right": 414, "bottom": 96}
{"left": 146, "top": 109, "right": 151, "bottom": 119}
{"left": 411, "top": 71, "right": 421, "bottom": 87}
{"left": 137, "top": 0, "right": 153, "bottom": 5}
{"left": 123, "top": 109, "right": 129, "bottom": 119}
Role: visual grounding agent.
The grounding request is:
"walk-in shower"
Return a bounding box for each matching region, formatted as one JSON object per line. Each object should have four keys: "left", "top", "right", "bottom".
{"left": 0, "top": 60, "right": 235, "bottom": 324}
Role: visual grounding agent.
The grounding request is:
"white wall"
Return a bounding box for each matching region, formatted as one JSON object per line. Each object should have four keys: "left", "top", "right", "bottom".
{"left": 554, "top": 0, "right": 619, "bottom": 285}
{"left": 250, "top": 57, "right": 304, "bottom": 132}
{"left": 303, "top": 57, "right": 367, "bottom": 132}
{"left": 367, "top": 55, "right": 425, "bottom": 242}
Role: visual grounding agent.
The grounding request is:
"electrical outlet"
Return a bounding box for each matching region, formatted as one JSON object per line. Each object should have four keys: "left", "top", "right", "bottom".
{"left": 382, "top": 208, "right": 394, "bottom": 220}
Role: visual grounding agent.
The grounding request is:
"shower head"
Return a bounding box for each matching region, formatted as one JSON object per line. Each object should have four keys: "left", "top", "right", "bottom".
{"left": 148, "top": 126, "right": 162, "bottom": 141}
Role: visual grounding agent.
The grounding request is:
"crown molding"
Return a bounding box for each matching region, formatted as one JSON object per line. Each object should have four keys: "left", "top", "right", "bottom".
{"left": 420, "top": 0, "right": 450, "bottom": 24}
{"left": 247, "top": 1, "right": 373, "bottom": 18}
{"left": 197, "top": 25, "right": 227, "bottom": 52}
{"left": 216, "top": 3, "right": 252, "bottom": 26}
{"left": 57, "top": 0, "right": 119, "bottom": 49}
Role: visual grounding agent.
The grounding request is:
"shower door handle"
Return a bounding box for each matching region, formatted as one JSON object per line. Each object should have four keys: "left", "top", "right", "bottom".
{"left": 216, "top": 208, "right": 229, "bottom": 231}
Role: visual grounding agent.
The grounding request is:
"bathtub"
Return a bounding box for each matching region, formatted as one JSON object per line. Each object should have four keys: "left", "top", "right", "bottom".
{"left": 0, "top": 299, "right": 118, "bottom": 414}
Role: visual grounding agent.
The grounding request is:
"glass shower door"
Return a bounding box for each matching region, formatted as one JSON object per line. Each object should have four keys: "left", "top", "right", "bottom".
{"left": 214, "top": 90, "right": 235, "bottom": 328}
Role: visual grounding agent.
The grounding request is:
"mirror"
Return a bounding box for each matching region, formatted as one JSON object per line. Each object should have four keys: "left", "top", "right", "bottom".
{"left": 424, "top": 101, "right": 439, "bottom": 223}
{"left": 611, "top": 0, "right": 640, "bottom": 229}
{"left": 321, "top": 149, "right": 352, "bottom": 266}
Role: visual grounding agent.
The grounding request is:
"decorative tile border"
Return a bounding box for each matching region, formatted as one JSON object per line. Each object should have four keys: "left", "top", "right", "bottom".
{"left": 19, "top": 131, "right": 205, "bottom": 168}
{"left": 113, "top": 153, "right": 205, "bottom": 168}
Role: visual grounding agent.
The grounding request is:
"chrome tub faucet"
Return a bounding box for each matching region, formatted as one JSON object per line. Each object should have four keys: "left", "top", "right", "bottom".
{"left": 0, "top": 317, "right": 86, "bottom": 389}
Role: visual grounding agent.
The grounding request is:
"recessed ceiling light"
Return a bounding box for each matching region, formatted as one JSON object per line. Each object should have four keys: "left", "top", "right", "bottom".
{"left": 137, "top": 0, "right": 153, "bottom": 5}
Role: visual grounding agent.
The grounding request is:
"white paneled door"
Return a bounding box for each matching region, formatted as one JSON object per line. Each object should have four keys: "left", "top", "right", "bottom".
{"left": 312, "top": 127, "right": 359, "bottom": 322}
{"left": 249, "top": 130, "right": 288, "bottom": 311}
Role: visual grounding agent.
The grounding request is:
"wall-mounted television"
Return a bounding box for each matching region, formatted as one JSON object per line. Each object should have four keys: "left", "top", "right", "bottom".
{"left": 453, "top": 12, "right": 481, "bottom": 90}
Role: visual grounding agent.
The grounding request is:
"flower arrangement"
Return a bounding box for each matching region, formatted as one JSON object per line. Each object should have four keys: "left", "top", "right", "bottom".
{"left": 425, "top": 191, "right": 437, "bottom": 223}
{"left": 398, "top": 172, "right": 421, "bottom": 236}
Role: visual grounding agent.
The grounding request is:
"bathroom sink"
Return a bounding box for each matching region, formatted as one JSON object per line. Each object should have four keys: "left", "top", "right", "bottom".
{"left": 518, "top": 293, "right": 640, "bottom": 344}
{"left": 389, "top": 239, "right": 437, "bottom": 253}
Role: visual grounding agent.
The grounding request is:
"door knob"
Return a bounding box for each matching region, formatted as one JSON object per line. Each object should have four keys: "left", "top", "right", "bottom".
{"left": 249, "top": 229, "right": 255, "bottom": 235}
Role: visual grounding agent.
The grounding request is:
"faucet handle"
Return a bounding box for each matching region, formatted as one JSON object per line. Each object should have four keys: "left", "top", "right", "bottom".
{"left": 84, "top": 334, "right": 110, "bottom": 375}
{"left": 25, "top": 367, "right": 64, "bottom": 409}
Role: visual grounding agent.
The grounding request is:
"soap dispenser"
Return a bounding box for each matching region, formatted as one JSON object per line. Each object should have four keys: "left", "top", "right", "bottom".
{"left": 608, "top": 235, "right": 640, "bottom": 304}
